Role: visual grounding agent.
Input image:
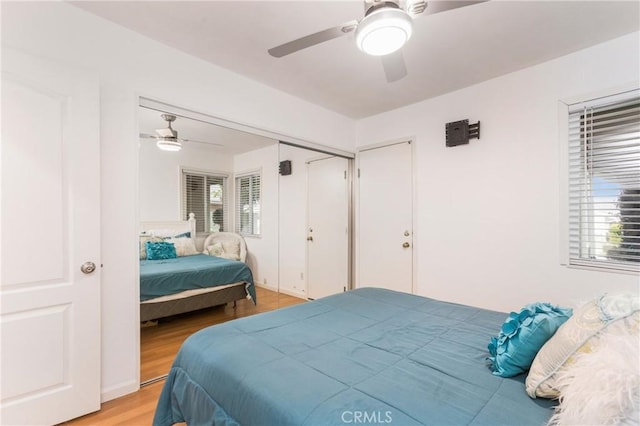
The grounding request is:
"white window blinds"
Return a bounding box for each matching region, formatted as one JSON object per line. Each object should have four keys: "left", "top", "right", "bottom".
{"left": 235, "top": 172, "right": 261, "bottom": 236}
{"left": 567, "top": 90, "right": 640, "bottom": 271}
{"left": 182, "top": 170, "right": 227, "bottom": 234}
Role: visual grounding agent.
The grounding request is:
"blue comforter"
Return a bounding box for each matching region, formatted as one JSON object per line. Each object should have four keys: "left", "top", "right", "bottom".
{"left": 154, "top": 288, "right": 554, "bottom": 426}
{"left": 140, "top": 254, "right": 256, "bottom": 302}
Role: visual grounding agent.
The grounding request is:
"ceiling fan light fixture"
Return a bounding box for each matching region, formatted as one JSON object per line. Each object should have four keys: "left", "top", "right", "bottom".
{"left": 156, "top": 138, "right": 182, "bottom": 152}
{"left": 356, "top": 8, "right": 413, "bottom": 56}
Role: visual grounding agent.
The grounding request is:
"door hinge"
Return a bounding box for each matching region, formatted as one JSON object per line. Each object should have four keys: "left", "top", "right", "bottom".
{"left": 344, "top": 170, "right": 347, "bottom": 179}
{"left": 357, "top": 168, "right": 360, "bottom": 178}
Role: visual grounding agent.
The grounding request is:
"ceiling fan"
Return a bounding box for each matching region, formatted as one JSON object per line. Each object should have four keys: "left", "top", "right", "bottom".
{"left": 139, "top": 113, "right": 223, "bottom": 152}
{"left": 268, "top": 0, "right": 484, "bottom": 82}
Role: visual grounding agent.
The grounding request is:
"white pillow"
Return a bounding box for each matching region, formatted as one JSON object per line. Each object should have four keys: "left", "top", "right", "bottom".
{"left": 205, "top": 242, "right": 224, "bottom": 257}
{"left": 547, "top": 331, "right": 639, "bottom": 425}
{"left": 526, "top": 295, "right": 640, "bottom": 399}
{"left": 145, "top": 228, "right": 190, "bottom": 238}
{"left": 220, "top": 239, "right": 240, "bottom": 259}
{"left": 167, "top": 237, "right": 198, "bottom": 257}
{"left": 205, "top": 242, "right": 240, "bottom": 261}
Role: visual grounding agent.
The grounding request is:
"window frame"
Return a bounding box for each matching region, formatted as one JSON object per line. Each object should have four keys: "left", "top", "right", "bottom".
{"left": 559, "top": 87, "right": 640, "bottom": 274}
{"left": 180, "top": 167, "right": 229, "bottom": 235}
{"left": 235, "top": 169, "right": 262, "bottom": 238}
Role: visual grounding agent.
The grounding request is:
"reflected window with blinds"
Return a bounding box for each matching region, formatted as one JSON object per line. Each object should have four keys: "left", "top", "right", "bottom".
{"left": 567, "top": 90, "right": 639, "bottom": 272}
{"left": 182, "top": 169, "right": 228, "bottom": 234}
{"left": 235, "top": 171, "right": 261, "bottom": 237}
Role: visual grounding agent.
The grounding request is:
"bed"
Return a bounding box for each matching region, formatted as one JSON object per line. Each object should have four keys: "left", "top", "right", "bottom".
{"left": 153, "top": 287, "right": 558, "bottom": 426}
{"left": 139, "top": 214, "right": 256, "bottom": 322}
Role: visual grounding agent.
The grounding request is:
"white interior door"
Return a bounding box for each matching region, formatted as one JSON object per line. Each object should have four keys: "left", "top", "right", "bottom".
{"left": 357, "top": 141, "right": 413, "bottom": 293}
{"left": 307, "top": 156, "right": 349, "bottom": 300}
{"left": 1, "top": 49, "right": 101, "bottom": 425}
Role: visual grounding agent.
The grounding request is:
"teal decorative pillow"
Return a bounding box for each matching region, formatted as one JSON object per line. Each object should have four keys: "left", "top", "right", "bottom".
{"left": 488, "top": 302, "right": 573, "bottom": 377}
{"left": 145, "top": 241, "right": 177, "bottom": 260}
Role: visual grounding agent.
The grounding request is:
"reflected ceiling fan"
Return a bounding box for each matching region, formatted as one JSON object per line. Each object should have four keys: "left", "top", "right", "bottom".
{"left": 268, "top": 0, "right": 484, "bottom": 82}
{"left": 139, "top": 113, "right": 223, "bottom": 152}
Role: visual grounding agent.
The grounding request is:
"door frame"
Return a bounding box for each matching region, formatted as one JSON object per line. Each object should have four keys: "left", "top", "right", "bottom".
{"left": 355, "top": 137, "right": 416, "bottom": 293}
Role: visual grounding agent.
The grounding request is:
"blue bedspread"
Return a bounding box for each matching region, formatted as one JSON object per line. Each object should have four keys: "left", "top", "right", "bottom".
{"left": 140, "top": 254, "right": 256, "bottom": 302}
{"left": 154, "top": 288, "right": 554, "bottom": 426}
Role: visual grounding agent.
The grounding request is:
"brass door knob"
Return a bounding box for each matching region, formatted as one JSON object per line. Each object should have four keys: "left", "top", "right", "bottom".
{"left": 402, "top": 242, "right": 410, "bottom": 248}
{"left": 307, "top": 236, "right": 314, "bottom": 241}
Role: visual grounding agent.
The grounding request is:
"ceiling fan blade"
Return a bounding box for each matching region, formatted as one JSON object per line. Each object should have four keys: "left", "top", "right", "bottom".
{"left": 268, "top": 20, "right": 358, "bottom": 58}
{"left": 139, "top": 132, "right": 157, "bottom": 139}
{"left": 182, "top": 138, "right": 224, "bottom": 147}
{"left": 381, "top": 50, "right": 408, "bottom": 83}
{"left": 422, "top": 1, "right": 487, "bottom": 16}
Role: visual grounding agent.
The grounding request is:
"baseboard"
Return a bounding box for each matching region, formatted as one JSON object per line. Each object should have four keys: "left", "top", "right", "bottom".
{"left": 254, "top": 281, "right": 278, "bottom": 292}
{"left": 255, "top": 282, "right": 307, "bottom": 300}
{"left": 101, "top": 379, "right": 139, "bottom": 403}
{"left": 276, "top": 287, "right": 307, "bottom": 300}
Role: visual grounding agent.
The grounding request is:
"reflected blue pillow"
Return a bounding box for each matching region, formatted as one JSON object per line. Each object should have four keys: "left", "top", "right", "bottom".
{"left": 488, "top": 302, "right": 572, "bottom": 377}
{"left": 145, "top": 241, "right": 177, "bottom": 260}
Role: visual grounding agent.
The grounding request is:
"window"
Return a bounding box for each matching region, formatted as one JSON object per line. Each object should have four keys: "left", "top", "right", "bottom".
{"left": 235, "top": 171, "right": 261, "bottom": 236}
{"left": 182, "top": 169, "right": 227, "bottom": 234}
{"left": 567, "top": 90, "right": 639, "bottom": 272}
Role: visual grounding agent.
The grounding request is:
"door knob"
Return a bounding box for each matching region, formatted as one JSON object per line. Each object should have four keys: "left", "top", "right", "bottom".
{"left": 307, "top": 236, "right": 314, "bottom": 242}
{"left": 402, "top": 242, "right": 410, "bottom": 248}
{"left": 80, "top": 261, "right": 96, "bottom": 274}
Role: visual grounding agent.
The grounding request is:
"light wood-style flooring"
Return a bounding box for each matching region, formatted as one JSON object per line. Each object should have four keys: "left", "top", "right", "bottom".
{"left": 64, "top": 287, "right": 304, "bottom": 425}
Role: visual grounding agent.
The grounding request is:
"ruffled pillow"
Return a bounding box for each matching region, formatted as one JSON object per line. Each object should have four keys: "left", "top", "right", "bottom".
{"left": 145, "top": 241, "right": 177, "bottom": 260}
{"left": 139, "top": 236, "right": 163, "bottom": 260}
{"left": 488, "top": 303, "right": 572, "bottom": 377}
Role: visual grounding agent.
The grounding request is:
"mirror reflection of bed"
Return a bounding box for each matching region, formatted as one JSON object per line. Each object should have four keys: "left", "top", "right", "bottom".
{"left": 138, "top": 215, "right": 304, "bottom": 379}
{"left": 138, "top": 102, "right": 282, "bottom": 384}
{"left": 137, "top": 101, "right": 352, "bottom": 384}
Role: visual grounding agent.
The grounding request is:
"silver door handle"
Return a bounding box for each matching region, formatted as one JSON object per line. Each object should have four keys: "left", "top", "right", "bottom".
{"left": 81, "top": 261, "right": 96, "bottom": 274}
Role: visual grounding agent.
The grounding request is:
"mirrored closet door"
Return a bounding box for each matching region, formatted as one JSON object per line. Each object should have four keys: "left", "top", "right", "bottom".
{"left": 137, "top": 100, "right": 280, "bottom": 384}
{"left": 136, "top": 99, "right": 354, "bottom": 385}
{"left": 278, "top": 143, "right": 353, "bottom": 300}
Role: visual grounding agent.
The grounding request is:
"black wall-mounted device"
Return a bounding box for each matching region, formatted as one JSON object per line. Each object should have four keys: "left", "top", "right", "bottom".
{"left": 279, "top": 160, "right": 292, "bottom": 176}
{"left": 446, "top": 120, "right": 480, "bottom": 147}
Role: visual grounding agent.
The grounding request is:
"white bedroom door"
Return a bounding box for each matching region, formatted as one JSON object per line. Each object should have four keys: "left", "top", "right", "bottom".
{"left": 357, "top": 141, "right": 413, "bottom": 293}
{"left": 1, "top": 49, "right": 101, "bottom": 425}
{"left": 307, "top": 156, "right": 349, "bottom": 300}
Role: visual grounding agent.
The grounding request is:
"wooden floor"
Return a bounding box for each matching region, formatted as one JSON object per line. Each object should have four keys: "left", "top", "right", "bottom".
{"left": 64, "top": 287, "right": 304, "bottom": 426}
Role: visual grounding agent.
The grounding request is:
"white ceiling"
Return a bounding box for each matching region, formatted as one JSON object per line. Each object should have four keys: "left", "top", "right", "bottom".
{"left": 139, "top": 106, "right": 277, "bottom": 155}
{"left": 74, "top": 1, "right": 640, "bottom": 119}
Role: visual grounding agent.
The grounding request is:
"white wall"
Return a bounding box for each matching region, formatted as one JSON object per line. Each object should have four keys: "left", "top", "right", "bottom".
{"left": 1, "top": 1, "right": 355, "bottom": 402}
{"left": 233, "top": 144, "right": 280, "bottom": 289}
{"left": 139, "top": 139, "right": 234, "bottom": 222}
{"left": 356, "top": 32, "right": 640, "bottom": 313}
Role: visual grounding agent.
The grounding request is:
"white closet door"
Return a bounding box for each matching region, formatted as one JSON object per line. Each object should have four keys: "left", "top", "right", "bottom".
{"left": 1, "top": 49, "right": 101, "bottom": 425}
{"left": 357, "top": 141, "right": 413, "bottom": 293}
{"left": 307, "top": 156, "right": 349, "bottom": 299}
